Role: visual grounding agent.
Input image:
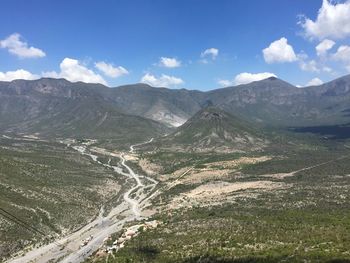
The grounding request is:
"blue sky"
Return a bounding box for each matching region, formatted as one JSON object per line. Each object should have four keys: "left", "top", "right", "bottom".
{"left": 1, "top": 0, "right": 350, "bottom": 90}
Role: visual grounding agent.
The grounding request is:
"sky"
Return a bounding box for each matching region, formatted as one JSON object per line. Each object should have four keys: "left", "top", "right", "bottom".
{"left": 1, "top": 0, "right": 350, "bottom": 90}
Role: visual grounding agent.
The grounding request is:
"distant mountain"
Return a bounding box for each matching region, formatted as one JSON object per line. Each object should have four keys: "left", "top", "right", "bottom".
{"left": 0, "top": 79, "right": 169, "bottom": 142}
{"left": 151, "top": 107, "right": 268, "bottom": 152}
{"left": 110, "top": 83, "right": 205, "bottom": 127}
{"left": 109, "top": 75, "right": 350, "bottom": 128}
{"left": 210, "top": 76, "right": 350, "bottom": 127}
{"left": 1, "top": 75, "right": 350, "bottom": 142}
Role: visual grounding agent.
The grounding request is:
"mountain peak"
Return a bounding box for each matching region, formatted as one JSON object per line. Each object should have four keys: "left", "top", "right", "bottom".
{"left": 157, "top": 107, "right": 268, "bottom": 152}
{"left": 196, "top": 106, "right": 228, "bottom": 121}
{"left": 266, "top": 76, "right": 278, "bottom": 81}
{"left": 256, "top": 76, "right": 294, "bottom": 87}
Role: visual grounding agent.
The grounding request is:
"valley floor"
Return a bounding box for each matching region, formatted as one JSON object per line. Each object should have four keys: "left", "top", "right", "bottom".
{"left": 85, "top": 141, "right": 350, "bottom": 263}
{"left": 2, "top": 135, "right": 350, "bottom": 263}
{"left": 1, "top": 137, "right": 158, "bottom": 263}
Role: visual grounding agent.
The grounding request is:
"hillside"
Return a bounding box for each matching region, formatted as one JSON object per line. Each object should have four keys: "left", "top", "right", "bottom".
{"left": 109, "top": 84, "right": 205, "bottom": 127}
{"left": 0, "top": 137, "right": 124, "bottom": 259}
{"left": 110, "top": 75, "right": 350, "bottom": 128}
{"left": 2, "top": 77, "right": 350, "bottom": 262}
{"left": 0, "top": 79, "right": 170, "bottom": 144}
{"left": 213, "top": 76, "right": 350, "bottom": 127}
{"left": 151, "top": 107, "right": 268, "bottom": 152}
{"left": 1, "top": 75, "right": 350, "bottom": 143}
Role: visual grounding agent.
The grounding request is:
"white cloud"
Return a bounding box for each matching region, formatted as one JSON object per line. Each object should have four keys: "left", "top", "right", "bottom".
{"left": 299, "top": 60, "right": 333, "bottom": 73}
{"left": 299, "top": 0, "right": 350, "bottom": 40}
{"left": 332, "top": 45, "right": 350, "bottom": 63}
{"left": 262, "top": 37, "right": 297, "bottom": 64}
{"left": 43, "top": 58, "right": 107, "bottom": 85}
{"left": 306, "top": 77, "right": 323, "bottom": 86}
{"left": 201, "top": 48, "right": 219, "bottom": 60}
{"left": 219, "top": 72, "right": 277, "bottom": 86}
{"left": 159, "top": 57, "right": 181, "bottom": 68}
{"left": 299, "top": 59, "right": 320, "bottom": 72}
{"left": 0, "top": 69, "right": 39, "bottom": 81}
{"left": 332, "top": 45, "right": 350, "bottom": 72}
{"left": 95, "top": 61, "right": 129, "bottom": 78}
{"left": 0, "top": 33, "right": 46, "bottom": 58}
{"left": 316, "top": 39, "right": 335, "bottom": 56}
{"left": 234, "top": 72, "right": 277, "bottom": 85}
{"left": 140, "top": 73, "right": 184, "bottom": 87}
{"left": 298, "top": 51, "right": 333, "bottom": 73}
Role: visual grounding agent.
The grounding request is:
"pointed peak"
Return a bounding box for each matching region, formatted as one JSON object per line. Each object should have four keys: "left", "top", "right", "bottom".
{"left": 266, "top": 76, "right": 278, "bottom": 81}
{"left": 191, "top": 106, "right": 232, "bottom": 122}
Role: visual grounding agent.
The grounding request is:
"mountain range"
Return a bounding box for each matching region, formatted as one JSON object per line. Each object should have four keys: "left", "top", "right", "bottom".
{"left": 1, "top": 74, "right": 350, "bottom": 142}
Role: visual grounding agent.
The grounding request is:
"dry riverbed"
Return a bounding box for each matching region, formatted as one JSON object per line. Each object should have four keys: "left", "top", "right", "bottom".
{"left": 7, "top": 139, "right": 158, "bottom": 263}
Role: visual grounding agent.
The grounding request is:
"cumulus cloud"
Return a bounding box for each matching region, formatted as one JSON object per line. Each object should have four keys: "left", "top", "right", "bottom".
{"left": 316, "top": 39, "right": 335, "bottom": 56}
{"left": 0, "top": 33, "right": 46, "bottom": 58}
{"left": 159, "top": 57, "right": 181, "bottom": 68}
{"left": 332, "top": 45, "right": 350, "bottom": 63}
{"left": 234, "top": 72, "right": 277, "bottom": 85}
{"left": 0, "top": 69, "right": 39, "bottom": 81}
{"left": 299, "top": 0, "right": 350, "bottom": 40}
{"left": 332, "top": 45, "right": 350, "bottom": 71}
{"left": 299, "top": 59, "right": 320, "bottom": 73}
{"left": 219, "top": 72, "right": 277, "bottom": 86}
{"left": 140, "top": 73, "right": 184, "bottom": 87}
{"left": 297, "top": 51, "right": 333, "bottom": 73}
{"left": 306, "top": 77, "right": 323, "bottom": 86}
{"left": 262, "top": 37, "right": 297, "bottom": 63}
{"left": 95, "top": 61, "right": 128, "bottom": 78}
{"left": 43, "top": 58, "right": 107, "bottom": 85}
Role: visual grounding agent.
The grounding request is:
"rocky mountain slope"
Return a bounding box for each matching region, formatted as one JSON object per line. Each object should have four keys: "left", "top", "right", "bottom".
{"left": 212, "top": 76, "right": 350, "bottom": 127}
{"left": 109, "top": 84, "right": 205, "bottom": 127}
{"left": 0, "top": 79, "right": 169, "bottom": 142}
{"left": 154, "top": 107, "right": 268, "bottom": 152}
{"left": 109, "top": 75, "right": 350, "bottom": 128}
{"left": 1, "top": 75, "right": 350, "bottom": 141}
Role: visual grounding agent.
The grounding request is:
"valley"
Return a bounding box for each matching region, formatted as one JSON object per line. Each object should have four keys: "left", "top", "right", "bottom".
{"left": 85, "top": 140, "right": 350, "bottom": 263}
{"left": 4, "top": 1, "right": 350, "bottom": 262}
{"left": 0, "top": 136, "right": 123, "bottom": 260}
{"left": 5, "top": 138, "right": 158, "bottom": 263}
{"left": 1, "top": 76, "right": 350, "bottom": 262}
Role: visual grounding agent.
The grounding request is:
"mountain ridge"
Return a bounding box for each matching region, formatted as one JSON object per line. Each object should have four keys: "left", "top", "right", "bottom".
{"left": 1, "top": 74, "right": 350, "bottom": 141}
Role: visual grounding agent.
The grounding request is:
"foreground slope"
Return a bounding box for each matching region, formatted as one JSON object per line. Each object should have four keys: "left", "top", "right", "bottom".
{"left": 0, "top": 137, "right": 123, "bottom": 260}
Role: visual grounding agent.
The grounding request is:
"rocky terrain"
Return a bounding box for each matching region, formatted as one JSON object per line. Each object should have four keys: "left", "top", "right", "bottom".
{"left": 1, "top": 75, "right": 350, "bottom": 262}
{"left": 1, "top": 75, "right": 350, "bottom": 142}
{"left": 84, "top": 131, "right": 350, "bottom": 263}
{"left": 148, "top": 107, "right": 269, "bottom": 153}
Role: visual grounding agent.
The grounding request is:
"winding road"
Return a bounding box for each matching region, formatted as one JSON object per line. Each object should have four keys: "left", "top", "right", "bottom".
{"left": 7, "top": 138, "right": 156, "bottom": 263}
